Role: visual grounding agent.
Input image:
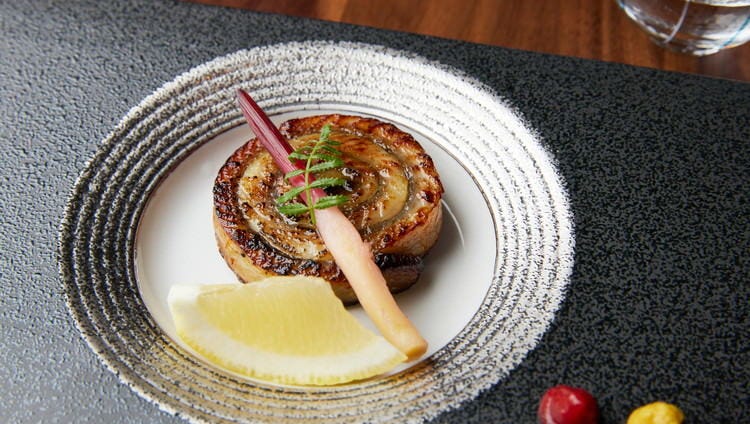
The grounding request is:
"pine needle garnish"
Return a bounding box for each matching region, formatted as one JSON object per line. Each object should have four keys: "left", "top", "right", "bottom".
{"left": 276, "top": 124, "right": 349, "bottom": 225}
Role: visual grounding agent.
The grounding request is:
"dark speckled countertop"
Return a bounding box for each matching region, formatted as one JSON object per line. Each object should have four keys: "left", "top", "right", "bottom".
{"left": 1, "top": 1, "right": 748, "bottom": 423}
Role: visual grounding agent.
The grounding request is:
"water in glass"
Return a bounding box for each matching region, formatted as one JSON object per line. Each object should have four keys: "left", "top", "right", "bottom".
{"left": 618, "top": 0, "right": 750, "bottom": 55}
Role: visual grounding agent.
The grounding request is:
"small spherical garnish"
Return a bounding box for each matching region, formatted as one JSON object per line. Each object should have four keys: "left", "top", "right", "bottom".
{"left": 538, "top": 385, "right": 599, "bottom": 424}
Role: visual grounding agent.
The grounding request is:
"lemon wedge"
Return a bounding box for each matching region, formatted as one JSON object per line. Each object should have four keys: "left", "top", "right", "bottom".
{"left": 167, "top": 276, "right": 407, "bottom": 386}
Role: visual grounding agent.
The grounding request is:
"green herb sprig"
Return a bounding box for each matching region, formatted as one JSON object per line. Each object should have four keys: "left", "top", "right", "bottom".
{"left": 275, "top": 124, "right": 349, "bottom": 225}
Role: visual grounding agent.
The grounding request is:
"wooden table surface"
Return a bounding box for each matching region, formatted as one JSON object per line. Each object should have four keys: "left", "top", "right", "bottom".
{"left": 187, "top": 0, "right": 750, "bottom": 82}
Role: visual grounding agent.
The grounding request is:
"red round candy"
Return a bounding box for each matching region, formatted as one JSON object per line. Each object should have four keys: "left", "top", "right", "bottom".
{"left": 538, "top": 385, "right": 599, "bottom": 424}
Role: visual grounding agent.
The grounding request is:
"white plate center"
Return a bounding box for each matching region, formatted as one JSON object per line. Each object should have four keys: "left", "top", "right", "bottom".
{"left": 135, "top": 108, "right": 496, "bottom": 376}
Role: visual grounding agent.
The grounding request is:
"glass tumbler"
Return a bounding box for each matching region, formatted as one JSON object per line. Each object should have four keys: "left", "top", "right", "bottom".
{"left": 617, "top": 0, "right": 750, "bottom": 55}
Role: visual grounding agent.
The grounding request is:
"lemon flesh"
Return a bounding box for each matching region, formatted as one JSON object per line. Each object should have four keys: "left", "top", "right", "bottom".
{"left": 167, "top": 276, "right": 407, "bottom": 386}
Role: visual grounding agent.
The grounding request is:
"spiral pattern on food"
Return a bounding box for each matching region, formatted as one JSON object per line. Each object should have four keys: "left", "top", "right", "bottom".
{"left": 213, "top": 114, "right": 444, "bottom": 304}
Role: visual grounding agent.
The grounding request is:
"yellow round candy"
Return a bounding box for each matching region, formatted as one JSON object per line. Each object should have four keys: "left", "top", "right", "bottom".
{"left": 627, "top": 401, "right": 684, "bottom": 424}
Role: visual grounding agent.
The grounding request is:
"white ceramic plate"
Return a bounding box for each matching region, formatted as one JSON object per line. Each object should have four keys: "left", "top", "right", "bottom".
{"left": 135, "top": 109, "right": 496, "bottom": 374}
{"left": 59, "top": 41, "right": 574, "bottom": 423}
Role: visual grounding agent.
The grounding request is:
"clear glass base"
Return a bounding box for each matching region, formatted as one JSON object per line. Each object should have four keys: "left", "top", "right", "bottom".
{"left": 618, "top": 0, "right": 750, "bottom": 56}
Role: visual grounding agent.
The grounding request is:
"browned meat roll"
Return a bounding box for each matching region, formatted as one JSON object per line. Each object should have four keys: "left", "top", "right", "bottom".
{"left": 213, "top": 114, "right": 443, "bottom": 304}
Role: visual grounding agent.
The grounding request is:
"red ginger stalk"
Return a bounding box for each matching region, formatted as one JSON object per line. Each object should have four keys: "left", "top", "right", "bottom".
{"left": 236, "top": 90, "right": 427, "bottom": 360}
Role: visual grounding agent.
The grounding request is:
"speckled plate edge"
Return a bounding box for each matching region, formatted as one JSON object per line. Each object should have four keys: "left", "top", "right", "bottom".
{"left": 58, "top": 40, "right": 575, "bottom": 423}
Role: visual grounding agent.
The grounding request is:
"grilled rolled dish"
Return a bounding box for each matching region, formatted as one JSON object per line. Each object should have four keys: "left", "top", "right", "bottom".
{"left": 213, "top": 114, "right": 443, "bottom": 304}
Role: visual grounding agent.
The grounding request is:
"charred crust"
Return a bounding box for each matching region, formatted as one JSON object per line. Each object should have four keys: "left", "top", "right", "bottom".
{"left": 374, "top": 253, "right": 424, "bottom": 270}
{"left": 420, "top": 190, "right": 437, "bottom": 203}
